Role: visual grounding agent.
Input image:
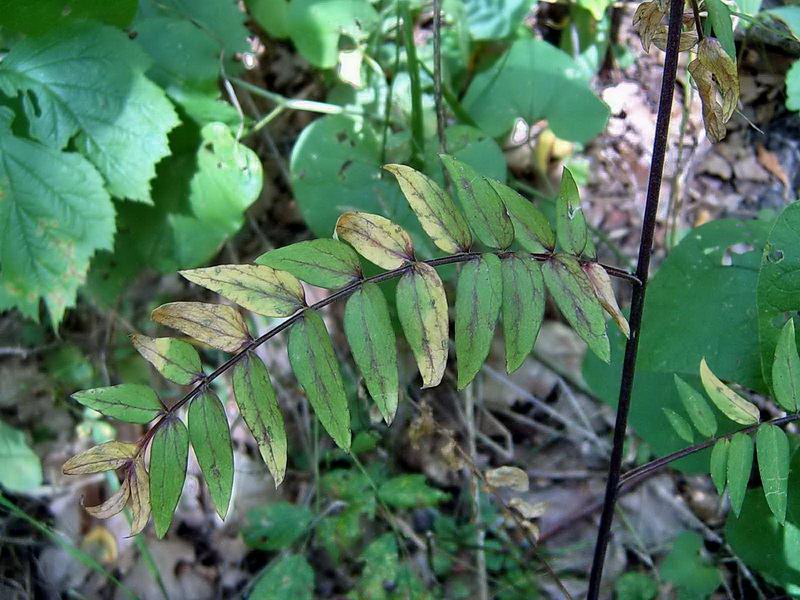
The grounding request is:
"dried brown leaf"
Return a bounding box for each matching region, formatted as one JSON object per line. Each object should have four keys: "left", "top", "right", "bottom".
{"left": 485, "top": 466, "right": 529, "bottom": 492}
{"left": 63, "top": 441, "right": 138, "bottom": 475}
{"left": 583, "top": 262, "right": 630, "bottom": 338}
{"left": 151, "top": 302, "right": 250, "bottom": 353}
{"left": 84, "top": 479, "right": 130, "bottom": 519}
{"left": 689, "top": 37, "right": 740, "bottom": 143}
{"left": 128, "top": 455, "right": 151, "bottom": 535}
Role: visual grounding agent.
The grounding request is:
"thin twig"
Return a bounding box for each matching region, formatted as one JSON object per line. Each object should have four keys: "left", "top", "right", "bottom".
{"left": 432, "top": 0, "right": 447, "bottom": 155}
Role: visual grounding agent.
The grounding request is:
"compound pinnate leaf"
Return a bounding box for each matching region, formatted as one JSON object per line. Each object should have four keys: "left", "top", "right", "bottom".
{"left": 727, "top": 432, "right": 754, "bottom": 518}
{"left": 149, "top": 416, "right": 189, "bottom": 538}
{"left": 288, "top": 312, "right": 351, "bottom": 450}
{"left": 396, "top": 262, "right": 449, "bottom": 388}
{"left": 72, "top": 385, "right": 163, "bottom": 424}
{"left": 555, "top": 167, "right": 589, "bottom": 256}
{"left": 129, "top": 454, "right": 151, "bottom": 535}
{"left": 85, "top": 479, "right": 131, "bottom": 519}
{"left": 455, "top": 254, "right": 502, "bottom": 389}
{"left": 584, "top": 262, "right": 630, "bottom": 338}
{"left": 384, "top": 164, "right": 472, "bottom": 253}
{"left": 501, "top": 254, "right": 545, "bottom": 374}
{"left": 542, "top": 255, "right": 610, "bottom": 363}
{"left": 188, "top": 390, "right": 234, "bottom": 519}
{"left": 440, "top": 155, "right": 514, "bottom": 249}
{"left": 662, "top": 408, "right": 694, "bottom": 443}
{"left": 699, "top": 358, "right": 759, "bottom": 425}
{"left": 180, "top": 265, "right": 306, "bottom": 317}
{"left": 710, "top": 438, "right": 729, "bottom": 495}
{"left": 152, "top": 302, "right": 250, "bottom": 353}
{"left": 335, "top": 212, "right": 415, "bottom": 270}
{"left": 485, "top": 466, "right": 529, "bottom": 492}
{"left": 344, "top": 283, "right": 399, "bottom": 424}
{"left": 674, "top": 376, "right": 717, "bottom": 438}
{"left": 772, "top": 320, "right": 800, "bottom": 412}
{"left": 256, "top": 239, "right": 362, "bottom": 289}
{"left": 688, "top": 38, "right": 739, "bottom": 143}
{"left": 756, "top": 424, "right": 789, "bottom": 524}
{"left": 488, "top": 180, "right": 555, "bottom": 253}
{"left": 131, "top": 335, "right": 202, "bottom": 385}
{"left": 63, "top": 441, "right": 137, "bottom": 475}
{"left": 233, "top": 352, "right": 287, "bottom": 484}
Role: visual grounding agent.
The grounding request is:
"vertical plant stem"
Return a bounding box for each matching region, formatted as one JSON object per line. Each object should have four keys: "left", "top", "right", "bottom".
{"left": 432, "top": 0, "right": 447, "bottom": 154}
{"left": 400, "top": 0, "right": 425, "bottom": 168}
{"left": 464, "top": 383, "right": 489, "bottom": 600}
{"left": 586, "top": 0, "right": 685, "bottom": 596}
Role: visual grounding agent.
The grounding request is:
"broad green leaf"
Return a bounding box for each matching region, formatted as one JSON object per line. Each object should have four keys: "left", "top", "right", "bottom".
{"left": 85, "top": 479, "right": 130, "bottom": 520}
{"left": 727, "top": 432, "right": 754, "bottom": 517}
{"left": 455, "top": 254, "right": 502, "bottom": 389}
{"left": 756, "top": 424, "right": 789, "bottom": 524}
{"left": 462, "top": 0, "right": 533, "bottom": 40}
{"left": 660, "top": 531, "right": 722, "bottom": 599}
{"left": 614, "top": 573, "right": 658, "bottom": 600}
{"left": 462, "top": 38, "right": 609, "bottom": 144}
{"left": 377, "top": 474, "right": 449, "bottom": 509}
{"left": 233, "top": 352, "right": 288, "bottom": 484}
{"left": 543, "top": 255, "right": 610, "bottom": 362}
{"left": 0, "top": 420, "right": 42, "bottom": 492}
{"left": 788, "top": 59, "right": 800, "bottom": 112}
{"left": 675, "top": 376, "right": 717, "bottom": 438}
{"left": 576, "top": 0, "right": 612, "bottom": 21}
{"left": 488, "top": 180, "right": 555, "bottom": 253}
{"left": 384, "top": 164, "right": 472, "bottom": 253}
{"left": 706, "top": 0, "right": 736, "bottom": 59}
{"left": 396, "top": 262, "right": 449, "bottom": 388}
{"left": 257, "top": 239, "right": 362, "bottom": 289}
{"left": 767, "top": 6, "right": 800, "bottom": 40}
{"left": 555, "top": 167, "right": 589, "bottom": 256}
{"left": 353, "top": 534, "right": 400, "bottom": 599}
{"left": 584, "top": 262, "right": 630, "bottom": 338}
{"left": 0, "top": 0, "right": 138, "bottom": 35}
{"left": 72, "top": 385, "right": 163, "bottom": 424}
{"left": 63, "top": 441, "right": 137, "bottom": 475}
{"left": 700, "top": 358, "right": 759, "bottom": 425}
{"left": 335, "top": 212, "right": 415, "bottom": 270}
{"left": 247, "top": 0, "right": 290, "bottom": 38}
{"left": 152, "top": 302, "right": 250, "bottom": 353}
{"left": 710, "top": 438, "right": 729, "bottom": 495}
{"left": 149, "top": 417, "right": 189, "bottom": 538}
{"left": 131, "top": 335, "right": 202, "bottom": 385}
{"left": 662, "top": 409, "right": 694, "bottom": 443}
{"left": 501, "top": 255, "right": 545, "bottom": 373}
{"left": 0, "top": 22, "right": 179, "bottom": 202}
{"left": 180, "top": 265, "right": 306, "bottom": 317}
{"left": 243, "top": 501, "right": 313, "bottom": 550}
{"left": 188, "top": 391, "right": 234, "bottom": 519}
{"left": 344, "top": 284, "right": 399, "bottom": 424}
{"left": 0, "top": 108, "right": 114, "bottom": 325}
{"left": 288, "top": 312, "right": 351, "bottom": 449}
{"left": 129, "top": 454, "right": 151, "bottom": 535}
{"left": 250, "top": 554, "right": 314, "bottom": 600}
{"left": 772, "top": 319, "right": 800, "bottom": 412}
{"left": 441, "top": 156, "right": 514, "bottom": 249}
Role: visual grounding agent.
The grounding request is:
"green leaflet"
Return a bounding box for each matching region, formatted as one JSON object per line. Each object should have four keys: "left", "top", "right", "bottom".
{"left": 699, "top": 358, "right": 760, "bottom": 425}
{"left": 440, "top": 155, "right": 514, "bottom": 249}
{"left": 377, "top": 474, "right": 450, "bottom": 509}
{"left": 663, "top": 409, "right": 694, "bottom": 443}
{"left": 674, "top": 376, "right": 717, "bottom": 438}
{"left": 710, "top": 438, "right": 729, "bottom": 495}
{"left": 772, "top": 320, "right": 800, "bottom": 412}
{"left": 188, "top": 390, "right": 234, "bottom": 519}
{"left": 501, "top": 255, "right": 545, "bottom": 373}
{"left": 72, "top": 384, "right": 163, "bottom": 424}
{"left": 288, "top": 312, "right": 351, "bottom": 449}
{"left": 455, "top": 254, "right": 502, "bottom": 389}
{"left": 152, "top": 302, "right": 251, "bottom": 353}
{"left": 343, "top": 283, "right": 399, "bottom": 424}
{"left": 131, "top": 335, "right": 202, "bottom": 385}
{"left": 384, "top": 164, "right": 472, "bottom": 253}
{"left": 756, "top": 424, "right": 789, "bottom": 524}
{"left": 257, "top": 239, "right": 362, "bottom": 289}
{"left": 542, "top": 254, "right": 610, "bottom": 362}
{"left": 396, "top": 262, "right": 449, "bottom": 389}
{"left": 488, "top": 180, "right": 555, "bottom": 253}
{"left": 727, "top": 432, "right": 754, "bottom": 517}
{"left": 149, "top": 416, "right": 189, "bottom": 538}
{"left": 335, "top": 211, "right": 415, "bottom": 270}
{"left": 706, "top": 0, "right": 736, "bottom": 59}
{"left": 555, "top": 167, "right": 589, "bottom": 256}
{"left": 180, "top": 264, "right": 306, "bottom": 317}
{"left": 232, "top": 352, "right": 288, "bottom": 484}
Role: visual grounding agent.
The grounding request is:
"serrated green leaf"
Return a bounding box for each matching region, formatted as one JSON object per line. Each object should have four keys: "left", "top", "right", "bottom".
{"left": 555, "top": 167, "right": 589, "bottom": 256}
{"left": 542, "top": 254, "right": 610, "bottom": 362}
{"left": 700, "top": 358, "right": 760, "bottom": 425}
{"left": 250, "top": 554, "right": 315, "bottom": 600}
{"left": 188, "top": 390, "right": 234, "bottom": 519}
{"left": 710, "top": 438, "right": 729, "bottom": 495}
{"left": 180, "top": 264, "right": 306, "bottom": 317}
{"left": 378, "top": 474, "right": 449, "bottom": 509}
{"left": 772, "top": 320, "right": 800, "bottom": 412}
{"left": 488, "top": 180, "right": 555, "bottom": 253}
{"left": 727, "top": 432, "right": 754, "bottom": 517}
{"left": 152, "top": 302, "right": 250, "bottom": 353}
{"left": 243, "top": 501, "right": 313, "bottom": 550}
{"left": 384, "top": 164, "right": 472, "bottom": 253}
{"left": 257, "top": 239, "right": 362, "bottom": 289}
{"left": 288, "top": 312, "right": 351, "bottom": 449}
{"left": 440, "top": 156, "right": 514, "bottom": 249}
{"left": 63, "top": 441, "right": 138, "bottom": 475}
{"left": 756, "top": 424, "right": 789, "bottom": 524}
{"left": 396, "top": 262, "right": 449, "bottom": 388}
{"left": 72, "top": 385, "right": 163, "bottom": 424}
{"left": 335, "top": 212, "right": 415, "bottom": 270}
{"left": 131, "top": 335, "right": 202, "bottom": 385}
{"left": 149, "top": 416, "right": 189, "bottom": 538}
{"left": 344, "top": 283, "right": 398, "bottom": 424}
{"left": 674, "top": 376, "right": 717, "bottom": 438}
{"left": 706, "top": 0, "right": 736, "bottom": 59}
{"left": 233, "top": 352, "right": 287, "bottom": 484}
{"left": 501, "top": 254, "right": 545, "bottom": 373}
{"left": 455, "top": 254, "right": 502, "bottom": 389}
{"left": 663, "top": 408, "right": 694, "bottom": 443}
